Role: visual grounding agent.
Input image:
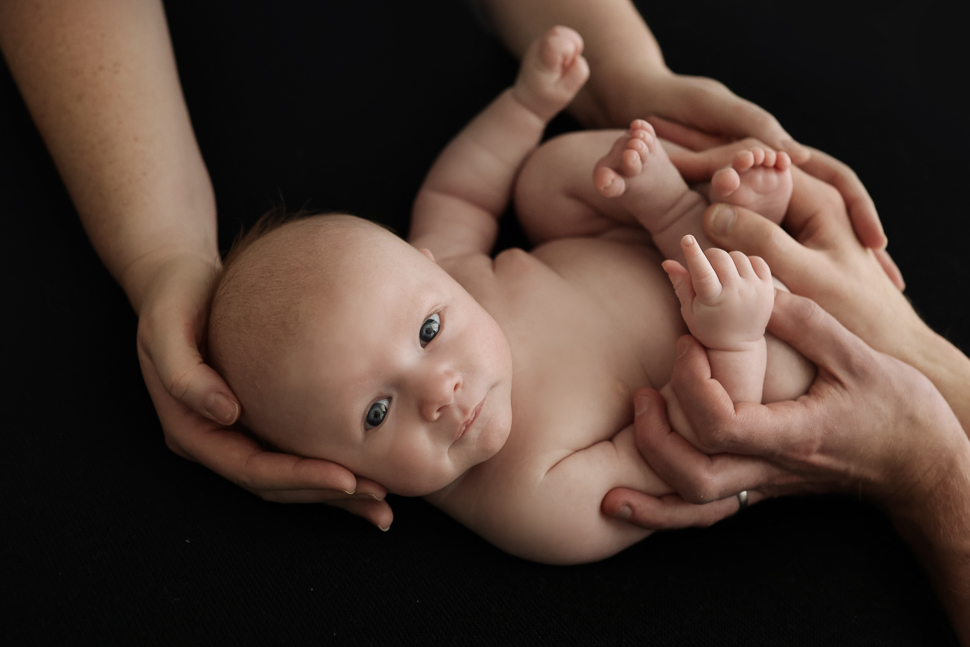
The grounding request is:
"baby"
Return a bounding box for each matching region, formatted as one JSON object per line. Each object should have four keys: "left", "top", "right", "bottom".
{"left": 207, "top": 27, "right": 814, "bottom": 564}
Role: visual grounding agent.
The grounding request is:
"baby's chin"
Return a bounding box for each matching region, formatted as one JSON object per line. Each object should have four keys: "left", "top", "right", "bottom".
{"left": 388, "top": 473, "right": 464, "bottom": 498}
{"left": 388, "top": 448, "right": 504, "bottom": 498}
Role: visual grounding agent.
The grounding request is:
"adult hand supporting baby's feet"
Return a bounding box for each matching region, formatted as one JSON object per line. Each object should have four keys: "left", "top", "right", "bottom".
{"left": 135, "top": 251, "right": 393, "bottom": 529}
{"left": 701, "top": 168, "right": 915, "bottom": 363}
{"left": 646, "top": 114, "right": 889, "bottom": 255}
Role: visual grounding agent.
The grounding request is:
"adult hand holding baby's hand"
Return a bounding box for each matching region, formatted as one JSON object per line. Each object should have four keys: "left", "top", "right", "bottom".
{"left": 611, "top": 289, "right": 968, "bottom": 514}
{"left": 701, "top": 170, "right": 928, "bottom": 380}
{"left": 134, "top": 252, "right": 393, "bottom": 529}
{"left": 610, "top": 291, "right": 970, "bottom": 643}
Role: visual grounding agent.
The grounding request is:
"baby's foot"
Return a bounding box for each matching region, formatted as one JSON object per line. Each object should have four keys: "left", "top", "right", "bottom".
{"left": 593, "top": 120, "right": 691, "bottom": 223}
{"left": 710, "top": 148, "right": 793, "bottom": 224}
{"left": 513, "top": 26, "right": 590, "bottom": 121}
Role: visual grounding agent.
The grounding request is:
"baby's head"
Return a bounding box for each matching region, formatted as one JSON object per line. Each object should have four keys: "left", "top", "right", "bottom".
{"left": 207, "top": 214, "right": 513, "bottom": 496}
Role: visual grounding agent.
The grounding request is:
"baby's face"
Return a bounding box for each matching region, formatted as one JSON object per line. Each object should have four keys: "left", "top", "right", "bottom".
{"left": 267, "top": 222, "right": 513, "bottom": 496}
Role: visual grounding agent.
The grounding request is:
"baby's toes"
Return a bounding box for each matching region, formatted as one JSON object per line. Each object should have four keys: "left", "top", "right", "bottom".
{"left": 629, "top": 119, "right": 656, "bottom": 137}
{"left": 732, "top": 150, "right": 755, "bottom": 172}
{"left": 629, "top": 127, "right": 656, "bottom": 153}
{"left": 711, "top": 166, "right": 741, "bottom": 198}
{"left": 596, "top": 168, "right": 627, "bottom": 197}
{"left": 621, "top": 148, "right": 644, "bottom": 176}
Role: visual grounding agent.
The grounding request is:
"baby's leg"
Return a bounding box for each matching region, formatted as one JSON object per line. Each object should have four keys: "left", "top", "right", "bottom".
{"left": 515, "top": 121, "right": 708, "bottom": 262}
{"left": 515, "top": 129, "right": 642, "bottom": 243}
{"left": 591, "top": 121, "right": 712, "bottom": 262}
{"left": 707, "top": 147, "right": 793, "bottom": 224}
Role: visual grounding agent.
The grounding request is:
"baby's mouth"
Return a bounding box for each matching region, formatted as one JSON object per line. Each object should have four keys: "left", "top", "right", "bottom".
{"left": 456, "top": 397, "right": 485, "bottom": 441}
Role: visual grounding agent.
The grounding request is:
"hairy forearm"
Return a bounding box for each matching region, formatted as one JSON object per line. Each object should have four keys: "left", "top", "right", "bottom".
{"left": 0, "top": 0, "right": 217, "bottom": 314}
{"left": 900, "top": 328, "right": 970, "bottom": 436}
{"left": 892, "top": 439, "right": 970, "bottom": 645}
{"left": 481, "top": 0, "right": 666, "bottom": 128}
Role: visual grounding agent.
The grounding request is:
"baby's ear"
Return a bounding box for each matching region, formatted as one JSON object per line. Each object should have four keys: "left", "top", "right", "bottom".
{"left": 417, "top": 247, "right": 435, "bottom": 262}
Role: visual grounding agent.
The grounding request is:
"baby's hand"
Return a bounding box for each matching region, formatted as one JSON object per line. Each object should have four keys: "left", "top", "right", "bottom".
{"left": 662, "top": 235, "right": 773, "bottom": 351}
{"left": 512, "top": 25, "right": 590, "bottom": 122}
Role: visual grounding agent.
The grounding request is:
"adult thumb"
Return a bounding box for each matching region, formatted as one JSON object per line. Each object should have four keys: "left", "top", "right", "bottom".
{"left": 703, "top": 203, "right": 815, "bottom": 288}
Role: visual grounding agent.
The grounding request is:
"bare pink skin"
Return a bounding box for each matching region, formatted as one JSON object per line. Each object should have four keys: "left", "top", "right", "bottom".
{"left": 709, "top": 147, "right": 793, "bottom": 224}
{"left": 591, "top": 120, "right": 794, "bottom": 262}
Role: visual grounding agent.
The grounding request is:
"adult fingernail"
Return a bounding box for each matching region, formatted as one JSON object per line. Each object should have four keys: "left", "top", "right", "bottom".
{"left": 615, "top": 506, "right": 632, "bottom": 520}
{"left": 379, "top": 524, "right": 391, "bottom": 532}
{"left": 709, "top": 204, "right": 736, "bottom": 237}
{"left": 205, "top": 393, "right": 239, "bottom": 425}
{"left": 635, "top": 394, "right": 651, "bottom": 416}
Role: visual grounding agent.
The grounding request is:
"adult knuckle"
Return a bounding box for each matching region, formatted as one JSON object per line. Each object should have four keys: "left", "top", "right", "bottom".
{"left": 759, "top": 224, "right": 789, "bottom": 257}
{"left": 790, "top": 296, "right": 827, "bottom": 329}
{"left": 237, "top": 472, "right": 259, "bottom": 493}
{"left": 786, "top": 425, "right": 824, "bottom": 463}
{"left": 694, "top": 425, "right": 727, "bottom": 453}
{"left": 816, "top": 182, "right": 844, "bottom": 210}
{"left": 166, "top": 367, "right": 195, "bottom": 400}
{"left": 683, "top": 472, "right": 720, "bottom": 504}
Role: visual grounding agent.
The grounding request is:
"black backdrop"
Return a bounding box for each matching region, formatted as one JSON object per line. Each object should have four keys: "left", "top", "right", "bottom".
{"left": 2, "top": 1, "right": 966, "bottom": 644}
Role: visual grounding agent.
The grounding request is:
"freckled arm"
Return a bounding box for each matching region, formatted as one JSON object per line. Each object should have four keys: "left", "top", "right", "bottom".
{"left": 0, "top": 0, "right": 218, "bottom": 313}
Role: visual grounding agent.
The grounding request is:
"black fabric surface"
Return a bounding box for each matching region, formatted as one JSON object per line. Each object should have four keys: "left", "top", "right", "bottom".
{"left": 2, "top": 1, "right": 966, "bottom": 644}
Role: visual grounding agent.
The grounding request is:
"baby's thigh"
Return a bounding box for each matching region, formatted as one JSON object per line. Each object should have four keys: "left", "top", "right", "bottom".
{"left": 515, "top": 130, "right": 634, "bottom": 243}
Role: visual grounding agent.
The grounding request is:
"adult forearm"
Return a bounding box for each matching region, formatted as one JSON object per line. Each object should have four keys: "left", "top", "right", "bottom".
{"left": 892, "top": 439, "right": 970, "bottom": 645}
{"left": 481, "top": 0, "right": 667, "bottom": 128}
{"left": 0, "top": 0, "right": 217, "bottom": 314}
{"left": 899, "top": 329, "right": 970, "bottom": 436}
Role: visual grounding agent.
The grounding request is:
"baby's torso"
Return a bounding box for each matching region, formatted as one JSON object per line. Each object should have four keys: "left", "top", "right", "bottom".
{"left": 428, "top": 235, "right": 683, "bottom": 512}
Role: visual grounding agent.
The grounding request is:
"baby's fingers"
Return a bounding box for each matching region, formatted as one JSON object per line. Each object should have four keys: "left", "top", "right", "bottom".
{"left": 729, "top": 250, "right": 756, "bottom": 278}
{"left": 681, "top": 236, "right": 722, "bottom": 302}
{"left": 661, "top": 259, "right": 695, "bottom": 309}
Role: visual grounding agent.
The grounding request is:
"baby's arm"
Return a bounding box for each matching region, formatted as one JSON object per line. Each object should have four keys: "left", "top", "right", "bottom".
{"left": 409, "top": 26, "right": 588, "bottom": 261}
{"left": 663, "top": 235, "right": 773, "bottom": 404}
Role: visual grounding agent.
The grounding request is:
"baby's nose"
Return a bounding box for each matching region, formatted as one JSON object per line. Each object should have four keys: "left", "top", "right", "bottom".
{"left": 417, "top": 368, "right": 461, "bottom": 421}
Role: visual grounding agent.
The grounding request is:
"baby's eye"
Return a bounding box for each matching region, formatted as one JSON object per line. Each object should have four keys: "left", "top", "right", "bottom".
{"left": 419, "top": 313, "right": 440, "bottom": 347}
{"left": 365, "top": 398, "right": 390, "bottom": 430}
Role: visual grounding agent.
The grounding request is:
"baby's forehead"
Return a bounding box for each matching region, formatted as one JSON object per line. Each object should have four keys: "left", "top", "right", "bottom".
{"left": 246, "top": 215, "right": 432, "bottom": 316}
{"left": 251, "top": 214, "right": 380, "bottom": 265}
